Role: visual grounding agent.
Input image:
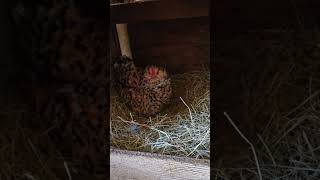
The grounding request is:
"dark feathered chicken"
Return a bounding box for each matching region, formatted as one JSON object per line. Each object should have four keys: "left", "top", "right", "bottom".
{"left": 113, "top": 56, "right": 172, "bottom": 116}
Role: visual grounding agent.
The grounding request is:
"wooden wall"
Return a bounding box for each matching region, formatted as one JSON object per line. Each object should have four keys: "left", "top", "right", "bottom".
{"left": 110, "top": 0, "right": 209, "bottom": 74}
{"left": 123, "top": 17, "right": 210, "bottom": 74}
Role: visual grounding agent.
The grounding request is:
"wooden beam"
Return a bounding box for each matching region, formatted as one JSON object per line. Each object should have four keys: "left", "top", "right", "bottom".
{"left": 110, "top": 149, "right": 210, "bottom": 180}
{"left": 116, "top": 24, "right": 132, "bottom": 58}
{"left": 111, "top": 0, "right": 209, "bottom": 23}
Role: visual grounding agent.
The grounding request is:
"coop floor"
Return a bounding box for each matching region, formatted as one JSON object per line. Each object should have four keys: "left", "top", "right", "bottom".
{"left": 110, "top": 69, "right": 210, "bottom": 159}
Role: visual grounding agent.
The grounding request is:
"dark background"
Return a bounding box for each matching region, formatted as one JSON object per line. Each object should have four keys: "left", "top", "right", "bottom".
{"left": 1, "top": 0, "right": 320, "bottom": 178}
{"left": 212, "top": 0, "right": 320, "bottom": 169}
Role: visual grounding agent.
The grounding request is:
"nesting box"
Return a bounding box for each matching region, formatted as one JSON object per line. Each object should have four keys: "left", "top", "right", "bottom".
{"left": 110, "top": 0, "right": 210, "bottom": 179}
{"left": 110, "top": 0, "right": 210, "bottom": 74}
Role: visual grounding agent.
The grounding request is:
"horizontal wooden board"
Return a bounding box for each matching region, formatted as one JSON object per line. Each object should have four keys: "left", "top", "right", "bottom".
{"left": 111, "top": 0, "right": 209, "bottom": 23}
{"left": 110, "top": 149, "right": 210, "bottom": 180}
{"left": 127, "top": 17, "right": 210, "bottom": 74}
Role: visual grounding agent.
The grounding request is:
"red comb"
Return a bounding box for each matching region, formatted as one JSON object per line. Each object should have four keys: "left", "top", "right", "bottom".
{"left": 148, "top": 67, "right": 156, "bottom": 77}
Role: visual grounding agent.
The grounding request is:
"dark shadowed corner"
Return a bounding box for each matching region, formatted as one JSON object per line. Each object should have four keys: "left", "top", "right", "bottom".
{"left": 0, "top": 0, "right": 109, "bottom": 179}
{"left": 212, "top": 0, "right": 320, "bottom": 179}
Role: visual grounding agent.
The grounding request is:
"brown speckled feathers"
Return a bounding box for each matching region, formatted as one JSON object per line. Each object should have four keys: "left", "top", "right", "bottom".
{"left": 113, "top": 56, "right": 172, "bottom": 116}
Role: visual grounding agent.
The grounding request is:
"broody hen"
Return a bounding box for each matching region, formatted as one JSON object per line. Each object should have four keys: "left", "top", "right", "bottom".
{"left": 113, "top": 56, "right": 172, "bottom": 116}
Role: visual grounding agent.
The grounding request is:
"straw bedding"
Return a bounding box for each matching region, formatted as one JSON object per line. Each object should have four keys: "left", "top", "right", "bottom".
{"left": 213, "top": 30, "right": 320, "bottom": 179}
{"left": 110, "top": 68, "right": 210, "bottom": 159}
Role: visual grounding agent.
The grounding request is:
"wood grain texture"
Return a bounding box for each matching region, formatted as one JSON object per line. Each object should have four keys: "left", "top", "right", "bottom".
{"left": 111, "top": 0, "right": 209, "bottom": 24}
{"left": 116, "top": 24, "right": 133, "bottom": 58}
{"left": 110, "top": 149, "right": 210, "bottom": 180}
{"left": 128, "top": 17, "right": 210, "bottom": 74}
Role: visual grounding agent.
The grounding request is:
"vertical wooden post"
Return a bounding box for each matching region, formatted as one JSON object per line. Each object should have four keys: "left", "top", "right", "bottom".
{"left": 116, "top": 23, "right": 132, "bottom": 59}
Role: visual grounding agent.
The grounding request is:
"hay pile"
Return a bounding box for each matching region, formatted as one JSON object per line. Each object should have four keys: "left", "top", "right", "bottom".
{"left": 110, "top": 68, "right": 210, "bottom": 159}
{"left": 0, "top": 89, "right": 104, "bottom": 180}
{"left": 214, "top": 75, "right": 320, "bottom": 179}
{"left": 0, "top": 103, "right": 106, "bottom": 180}
{"left": 0, "top": 106, "right": 65, "bottom": 180}
{"left": 213, "top": 30, "right": 320, "bottom": 179}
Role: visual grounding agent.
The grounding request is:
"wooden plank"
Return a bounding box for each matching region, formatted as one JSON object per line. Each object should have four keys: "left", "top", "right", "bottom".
{"left": 128, "top": 17, "right": 209, "bottom": 74}
{"left": 111, "top": 0, "right": 209, "bottom": 23}
{"left": 116, "top": 24, "right": 133, "bottom": 58}
{"left": 110, "top": 149, "right": 210, "bottom": 180}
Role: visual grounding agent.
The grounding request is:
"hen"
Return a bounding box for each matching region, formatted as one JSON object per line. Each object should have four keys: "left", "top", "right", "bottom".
{"left": 113, "top": 56, "right": 172, "bottom": 116}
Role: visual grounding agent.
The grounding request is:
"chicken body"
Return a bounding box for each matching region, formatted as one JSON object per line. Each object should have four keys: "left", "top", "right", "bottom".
{"left": 113, "top": 56, "right": 172, "bottom": 116}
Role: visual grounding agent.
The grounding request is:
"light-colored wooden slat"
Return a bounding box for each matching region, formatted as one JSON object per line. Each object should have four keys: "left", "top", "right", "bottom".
{"left": 110, "top": 149, "right": 210, "bottom": 180}
{"left": 116, "top": 23, "right": 132, "bottom": 59}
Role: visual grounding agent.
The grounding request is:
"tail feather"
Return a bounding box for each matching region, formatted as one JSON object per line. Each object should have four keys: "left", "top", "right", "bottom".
{"left": 112, "top": 55, "right": 141, "bottom": 87}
